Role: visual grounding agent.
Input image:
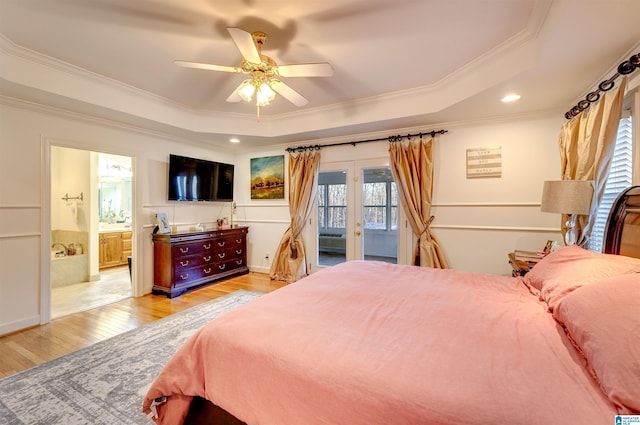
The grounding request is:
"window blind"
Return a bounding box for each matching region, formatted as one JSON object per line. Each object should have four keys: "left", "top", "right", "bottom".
{"left": 588, "top": 115, "right": 633, "bottom": 252}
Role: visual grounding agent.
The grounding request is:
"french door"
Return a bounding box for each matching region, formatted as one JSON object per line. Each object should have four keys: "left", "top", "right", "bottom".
{"left": 308, "top": 158, "right": 409, "bottom": 272}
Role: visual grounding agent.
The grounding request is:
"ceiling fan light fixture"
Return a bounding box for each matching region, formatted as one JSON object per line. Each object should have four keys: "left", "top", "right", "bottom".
{"left": 177, "top": 28, "right": 330, "bottom": 113}
{"left": 256, "top": 82, "right": 276, "bottom": 106}
{"left": 238, "top": 79, "right": 256, "bottom": 102}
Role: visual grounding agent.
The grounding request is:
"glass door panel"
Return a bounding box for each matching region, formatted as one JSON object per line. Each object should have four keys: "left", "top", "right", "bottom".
{"left": 314, "top": 161, "right": 398, "bottom": 269}
{"left": 317, "top": 170, "right": 348, "bottom": 267}
{"left": 360, "top": 167, "right": 397, "bottom": 264}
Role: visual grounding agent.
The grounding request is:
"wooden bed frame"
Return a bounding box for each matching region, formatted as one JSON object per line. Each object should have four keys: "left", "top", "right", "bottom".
{"left": 603, "top": 185, "right": 640, "bottom": 258}
{"left": 183, "top": 397, "right": 246, "bottom": 425}
{"left": 181, "top": 185, "right": 640, "bottom": 425}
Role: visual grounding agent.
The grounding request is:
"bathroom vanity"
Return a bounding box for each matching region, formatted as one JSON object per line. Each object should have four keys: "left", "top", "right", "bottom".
{"left": 99, "top": 230, "right": 132, "bottom": 269}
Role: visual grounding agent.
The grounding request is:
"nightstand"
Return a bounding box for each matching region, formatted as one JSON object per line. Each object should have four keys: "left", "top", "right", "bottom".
{"left": 508, "top": 252, "right": 537, "bottom": 277}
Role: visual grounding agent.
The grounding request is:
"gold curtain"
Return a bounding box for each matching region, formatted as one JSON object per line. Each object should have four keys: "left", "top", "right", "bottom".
{"left": 389, "top": 137, "right": 447, "bottom": 268}
{"left": 269, "top": 150, "right": 321, "bottom": 282}
{"left": 558, "top": 77, "right": 627, "bottom": 246}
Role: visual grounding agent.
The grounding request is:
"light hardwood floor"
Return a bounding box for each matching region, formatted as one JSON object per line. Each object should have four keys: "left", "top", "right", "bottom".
{"left": 0, "top": 272, "right": 287, "bottom": 379}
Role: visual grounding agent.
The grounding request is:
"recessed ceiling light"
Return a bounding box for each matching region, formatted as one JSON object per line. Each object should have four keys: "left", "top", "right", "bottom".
{"left": 229, "top": 138, "right": 240, "bottom": 144}
{"left": 501, "top": 94, "right": 521, "bottom": 103}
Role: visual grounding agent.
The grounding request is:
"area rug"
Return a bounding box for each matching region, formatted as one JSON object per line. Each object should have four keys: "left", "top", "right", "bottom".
{"left": 0, "top": 290, "right": 262, "bottom": 425}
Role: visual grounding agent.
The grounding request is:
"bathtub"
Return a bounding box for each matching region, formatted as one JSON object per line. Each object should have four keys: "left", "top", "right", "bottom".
{"left": 51, "top": 253, "right": 89, "bottom": 288}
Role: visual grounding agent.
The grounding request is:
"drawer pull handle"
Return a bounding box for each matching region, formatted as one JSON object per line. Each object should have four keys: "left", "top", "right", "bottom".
{"left": 203, "top": 256, "right": 212, "bottom": 262}
{"left": 217, "top": 241, "right": 226, "bottom": 247}
{"left": 203, "top": 243, "right": 211, "bottom": 249}
{"left": 179, "top": 247, "right": 189, "bottom": 253}
{"left": 204, "top": 267, "right": 212, "bottom": 274}
{"left": 218, "top": 264, "right": 227, "bottom": 270}
{"left": 180, "top": 260, "right": 189, "bottom": 266}
{"left": 236, "top": 260, "right": 243, "bottom": 265}
{"left": 235, "top": 239, "right": 242, "bottom": 244}
{"left": 218, "top": 252, "right": 226, "bottom": 259}
{"left": 235, "top": 249, "right": 243, "bottom": 255}
{"left": 179, "top": 273, "right": 189, "bottom": 280}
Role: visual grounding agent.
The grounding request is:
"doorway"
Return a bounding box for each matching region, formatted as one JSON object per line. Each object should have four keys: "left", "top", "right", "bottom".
{"left": 50, "top": 147, "right": 133, "bottom": 318}
{"left": 311, "top": 159, "right": 405, "bottom": 271}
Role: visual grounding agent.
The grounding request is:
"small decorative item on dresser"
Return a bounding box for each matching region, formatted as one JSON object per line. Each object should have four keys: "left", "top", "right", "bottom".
{"left": 513, "top": 250, "right": 546, "bottom": 262}
{"left": 156, "top": 212, "right": 170, "bottom": 234}
{"left": 508, "top": 252, "right": 538, "bottom": 277}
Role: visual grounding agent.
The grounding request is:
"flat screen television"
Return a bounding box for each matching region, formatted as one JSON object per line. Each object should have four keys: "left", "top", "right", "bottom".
{"left": 168, "top": 154, "right": 234, "bottom": 202}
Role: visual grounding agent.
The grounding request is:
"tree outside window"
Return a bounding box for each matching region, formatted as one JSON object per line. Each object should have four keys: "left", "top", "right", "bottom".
{"left": 318, "top": 183, "right": 346, "bottom": 229}
{"left": 363, "top": 181, "right": 397, "bottom": 231}
{"left": 318, "top": 169, "right": 398, "bottom": 232}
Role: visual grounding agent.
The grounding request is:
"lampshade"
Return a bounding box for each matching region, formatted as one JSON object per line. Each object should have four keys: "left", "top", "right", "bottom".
{"left": 541, "top": 180, "right": 594, "bottom": 215}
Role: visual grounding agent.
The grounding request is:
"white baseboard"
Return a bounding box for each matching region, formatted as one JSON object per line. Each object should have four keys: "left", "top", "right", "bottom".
{"left": 0, "top": 315, "right": 40, "bottom": 336}
{"left": 249, "top": 265, "right": 270, "bottom": 274}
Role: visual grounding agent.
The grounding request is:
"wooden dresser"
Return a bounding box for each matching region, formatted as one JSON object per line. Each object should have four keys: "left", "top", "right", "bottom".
{"left": 152, "top": 226, "right": 249, "bottom": 298}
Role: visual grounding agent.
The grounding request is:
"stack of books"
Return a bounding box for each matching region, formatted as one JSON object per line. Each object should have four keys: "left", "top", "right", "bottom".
{"left": 514, "top": 250, "right": 546, "bottom": 263}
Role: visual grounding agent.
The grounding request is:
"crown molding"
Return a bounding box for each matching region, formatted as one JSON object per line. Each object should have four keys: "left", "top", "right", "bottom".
{"left": 0, "top": 94, "right": 219, "bottom": 150}
{"left": 0, "top": 2, "right": 552, "bottom": 139}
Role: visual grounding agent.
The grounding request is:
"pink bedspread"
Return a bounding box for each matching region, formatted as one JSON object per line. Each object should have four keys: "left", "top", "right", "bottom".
{"left": 143, "top": 261, "right": 616, "bottom": 424}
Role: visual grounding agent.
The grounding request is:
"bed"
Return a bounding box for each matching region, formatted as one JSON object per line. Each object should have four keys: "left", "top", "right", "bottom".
{"left": 143, "top": 186, "right": 640, "bottom": 424}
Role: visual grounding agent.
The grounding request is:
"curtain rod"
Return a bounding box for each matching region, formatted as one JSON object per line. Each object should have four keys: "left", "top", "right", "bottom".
{"left": 285, "top": 129, "right": 448, "bottom": 153}
{"left": 565, "top": 52, "right": 639, "bottom": 119}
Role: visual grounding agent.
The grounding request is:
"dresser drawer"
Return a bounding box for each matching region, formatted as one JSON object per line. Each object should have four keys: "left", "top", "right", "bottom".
{"left": 214, "top": 234, "right": 245, "bottom": 250}
{"left": 172, "top": 240, "right": 215, "bottom": 258}
{"left": 174, "top": 264, "right": 217, "bottom": 286}
{"left": 174, "top": 253, "right": 215, "bottom": 273}
{"left": 215, "top": 257, "right": 246, "bottom": 274}
{"left": 213, "top": 245, "right": 245, "bottom": 262}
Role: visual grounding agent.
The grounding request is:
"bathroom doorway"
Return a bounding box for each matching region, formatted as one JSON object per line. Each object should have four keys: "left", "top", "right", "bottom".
{"left": 50, "top": 147, "right": 133, "bottom": 318}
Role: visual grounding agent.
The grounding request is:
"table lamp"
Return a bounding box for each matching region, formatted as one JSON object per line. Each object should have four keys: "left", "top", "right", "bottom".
{"left": 541, "top": 180, "right": 594, "bottom": 245}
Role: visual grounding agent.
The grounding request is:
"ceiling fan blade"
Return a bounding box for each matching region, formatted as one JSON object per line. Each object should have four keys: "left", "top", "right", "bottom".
{"left": 227, "top": 27, "right": 261, "bottom": 63}
{"left": 276, "top": 63, "right": 334, "bottom": 78}
{"left": 271, "top": 80, "right": 308, "bottom": 107}
{"left": 174, "top": 60, "right": 242, "bottom": 73}
{"left": 225, "top": 82, "right": 245, "bottom": 103}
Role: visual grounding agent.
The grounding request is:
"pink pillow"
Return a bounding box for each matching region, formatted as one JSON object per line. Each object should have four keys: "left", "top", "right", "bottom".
{"left": 523, "top": 245, "right": 640, "bottom": 311}
{"left": 553, "top": 274, "right": 640, "bottom": 414}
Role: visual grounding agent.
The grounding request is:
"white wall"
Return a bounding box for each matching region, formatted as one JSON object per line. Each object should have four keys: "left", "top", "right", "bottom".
{"left": 0, "top": 98, "right": 237, "bottom": 334}
{"left": 0, "top": 94, "right": 567, "bottom": 335}
{"left": 431, "top": 116, "right": 564, "bottom": 273}
{"left": 233, "top": 148, "right": 291, "bottom": 274}
{"left": 1, "top": 100, "right": 47, "bottom": 334}
{"left": 294, "top": 114, "right": 566, "bottom": 274}
{"left": 51, "top": 147, "right": 91, "bottom": 231}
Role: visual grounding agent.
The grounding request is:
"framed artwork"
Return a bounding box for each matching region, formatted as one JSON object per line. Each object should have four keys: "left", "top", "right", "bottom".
{"left": 466, "top": 146, "right": 502, "bottom": 179}
{"left": 250, "top": 155, "right": 285, "bottom": 199}
{"left": 156, "top": 212, "right": 170, "bottom": 234}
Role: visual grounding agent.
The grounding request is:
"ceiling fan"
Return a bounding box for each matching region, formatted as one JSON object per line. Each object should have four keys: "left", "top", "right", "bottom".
{"left": 175, "top": 27, "right": 333, "bottom": 112}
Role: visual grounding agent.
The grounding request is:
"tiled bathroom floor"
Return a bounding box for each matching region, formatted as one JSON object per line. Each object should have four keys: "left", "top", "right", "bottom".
{"left": 51, "top": 266, "right": 131, "bottom": 319}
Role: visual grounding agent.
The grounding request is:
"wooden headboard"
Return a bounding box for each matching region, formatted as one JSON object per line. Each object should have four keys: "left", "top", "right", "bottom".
{"left": 603, "top": 186, "right": 640, "bottom": 258}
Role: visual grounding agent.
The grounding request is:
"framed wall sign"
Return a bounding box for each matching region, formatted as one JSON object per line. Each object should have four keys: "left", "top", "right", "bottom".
{"left": 466, "top": 146, "right": 502, "bottom": 178}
